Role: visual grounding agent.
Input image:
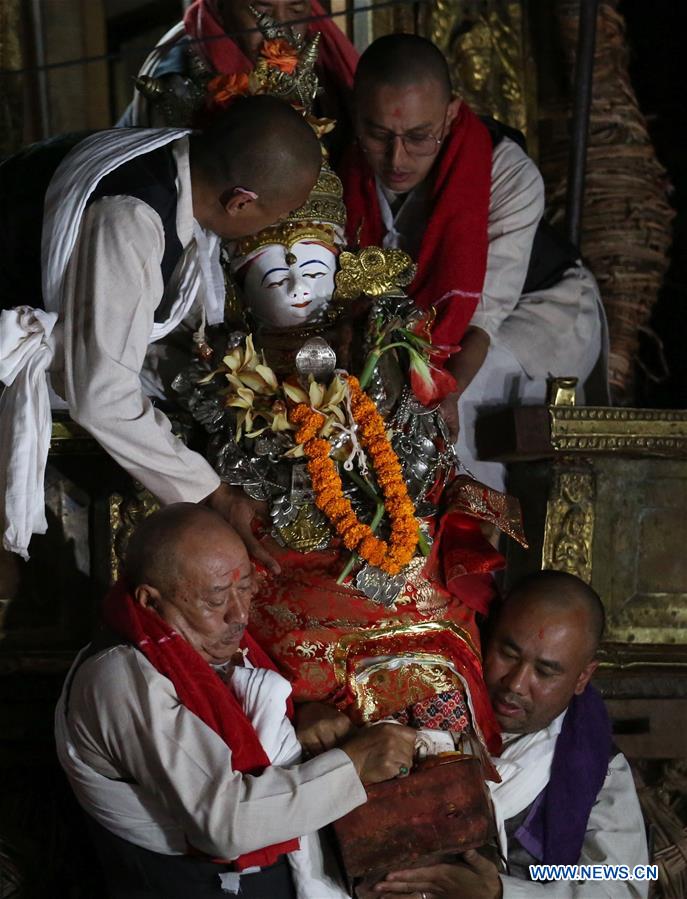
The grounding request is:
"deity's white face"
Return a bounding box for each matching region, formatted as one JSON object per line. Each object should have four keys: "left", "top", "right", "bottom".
{"left": 239, "top": 241, "right": 337, "bottom": 328}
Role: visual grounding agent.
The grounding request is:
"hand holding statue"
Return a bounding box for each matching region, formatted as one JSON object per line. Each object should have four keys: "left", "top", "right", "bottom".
{"left": 203, "top": 483, "right": 281, "bottom": 574}
{"left": 439, "top": 390, "right": 460, "bottom": 445}
{"left": 441, "top": 326, "right": 492, "bottom": 445}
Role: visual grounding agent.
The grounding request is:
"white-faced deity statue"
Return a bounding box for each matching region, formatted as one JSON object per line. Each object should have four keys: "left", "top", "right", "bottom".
{"left": 229, "top": 162, "right": 346, "bottom": 331}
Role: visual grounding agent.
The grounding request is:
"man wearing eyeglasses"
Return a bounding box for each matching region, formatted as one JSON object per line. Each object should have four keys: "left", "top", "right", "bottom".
{"left": 341, "top": 34, "right": 606, "bottom": 491}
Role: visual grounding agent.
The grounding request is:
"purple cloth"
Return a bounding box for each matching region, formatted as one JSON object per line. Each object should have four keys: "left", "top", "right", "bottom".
{"left": 514, "top": 684, "right": 613, "bottom": 865}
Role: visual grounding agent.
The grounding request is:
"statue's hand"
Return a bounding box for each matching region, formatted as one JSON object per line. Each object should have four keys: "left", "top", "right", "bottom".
{"left": 203, "top": 483, "right": 281, "bottom": 574}
{"left": 296, "top": 702, "right": 357, "bottom": 756}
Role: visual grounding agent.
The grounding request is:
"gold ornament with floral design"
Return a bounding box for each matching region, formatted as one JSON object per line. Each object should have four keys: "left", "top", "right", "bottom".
{"left": 334, "top": 247, "right": 417, "bottom": 301}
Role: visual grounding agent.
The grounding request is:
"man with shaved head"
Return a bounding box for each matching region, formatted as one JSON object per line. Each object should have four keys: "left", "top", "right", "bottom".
{"left": 55, "top": 504, "right": 416, "bottom": 898}
{"left": 0, "top": 95, "right": 320, "bottom": 563}
{"left": 342, "top": 35, "right": 606, "bottom": 491}
{"left": 373, "top": 571, "right": 649, "bottom": 898}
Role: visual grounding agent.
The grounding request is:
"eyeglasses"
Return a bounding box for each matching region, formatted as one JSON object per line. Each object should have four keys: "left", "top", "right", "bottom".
{"left": 359, "top": 114, "right": 448, "bottom": 158}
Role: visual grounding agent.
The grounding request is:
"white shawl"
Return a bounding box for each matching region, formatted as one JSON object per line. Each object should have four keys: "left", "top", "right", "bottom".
{"left": 488, "top": 711, "right": 565, "bottom": 861}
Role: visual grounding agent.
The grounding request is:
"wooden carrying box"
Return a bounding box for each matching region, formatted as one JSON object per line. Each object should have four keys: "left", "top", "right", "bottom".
{"left": 333, "top": 755, "right": 492, "bottom": 882}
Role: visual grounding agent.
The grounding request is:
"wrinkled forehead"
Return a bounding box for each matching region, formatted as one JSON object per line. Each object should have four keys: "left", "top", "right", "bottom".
{"left": 232, "top": 551, "right": 254, "bottom": 579}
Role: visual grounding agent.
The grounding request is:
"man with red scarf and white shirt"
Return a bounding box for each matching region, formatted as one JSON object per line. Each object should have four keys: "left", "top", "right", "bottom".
{"left": 341, "top": 35, "right": 607, "bottom": 491}
{"left": 55, "top": 503, "right": 416, "bottom": 899}
{"left": 121, "top": 0, "right": 358, "bottom": 134}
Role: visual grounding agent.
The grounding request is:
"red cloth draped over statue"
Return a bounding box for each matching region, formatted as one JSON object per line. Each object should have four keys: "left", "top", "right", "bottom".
{"left": 339, "top": 102, "right": 493, "bottom": 348}
{"left": 184, "top": 0, "right": 358, "bottom": 125}
{"left": 103, "top": 581, "right": 299, "bottom": 871}
{"left": 249, "top": 507, "right": 505, "bottom": 756}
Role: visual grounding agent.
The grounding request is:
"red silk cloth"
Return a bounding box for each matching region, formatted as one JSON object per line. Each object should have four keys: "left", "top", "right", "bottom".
{"left": 437, "top": 513, "right": 504, "bottom": 616}
{"left": 340, "top": 102, "right": 493, "bottom": 348}
{"left": 102, "top": 580, "right": 298, "bottom": 871}
{"left": 249, "top": 511, "right": 502, "bottom": 755}
{"left": 183, "top": 0, "right": 358, "bottom": 88}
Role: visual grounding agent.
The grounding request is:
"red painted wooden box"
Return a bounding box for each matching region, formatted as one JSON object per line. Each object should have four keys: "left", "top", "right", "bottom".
{"left": 333, "top": 755, "right": 493, "bottom": 883}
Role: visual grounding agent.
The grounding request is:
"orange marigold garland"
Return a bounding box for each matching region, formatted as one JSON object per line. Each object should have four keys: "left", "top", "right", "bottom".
{"left": 289, "top": 376, "right": 419, "bottom": 576}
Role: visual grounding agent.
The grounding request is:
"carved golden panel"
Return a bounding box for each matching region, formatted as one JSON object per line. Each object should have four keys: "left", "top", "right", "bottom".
{"left": 422, "top": 0, "right": 537, "bottom": 147}
{"left": 549, "top": 407, "right": 687, "bottom": 457}
{"left": 372, "top": 0, "right": 417, "bottom": 39}
{"left": 541, "top": 461, "right": 595, "bottom": 583}
{"left": 109, "top": 488, "right": 160, "bottom": 584}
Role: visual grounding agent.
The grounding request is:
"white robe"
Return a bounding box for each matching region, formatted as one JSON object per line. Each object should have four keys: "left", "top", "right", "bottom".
{"left": 55, "top": 643, "right": 365, "bottom": 895}
{"left": 488, "top": 715, "right": 649, "bottom": 898}
{"left": 0, "top": 130, "right": 224, "bottom": 558}
{"left": 377, "top": 137, "right": 608, "bottom": 491}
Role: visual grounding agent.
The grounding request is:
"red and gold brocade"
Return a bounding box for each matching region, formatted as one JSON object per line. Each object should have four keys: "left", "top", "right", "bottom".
{"left": 248, "top": 487, "right": 527, "bottom": 756}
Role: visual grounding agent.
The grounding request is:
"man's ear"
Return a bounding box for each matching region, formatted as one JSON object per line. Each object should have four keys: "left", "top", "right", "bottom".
{"left": 445, "top": 96, "right": 462, "bottom": 128}
{"left": 573, "top": 658, "right": 599, "bottom": 695}
{"left": 221, "top": 187, "right": 259, "bottom": 218}
{"left": 134, "top": 584, "right": 162, "bottom": 614}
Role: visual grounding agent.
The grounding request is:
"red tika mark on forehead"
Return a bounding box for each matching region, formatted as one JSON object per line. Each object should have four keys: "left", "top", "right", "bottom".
{"left": 230, "top": 568, "right": 242, "bottom": 583}
{"left": 537, "top": 628, "right": 545, "bottom": 640}
{"left": 392, "top": 107, "right": 402, "bottom": 118}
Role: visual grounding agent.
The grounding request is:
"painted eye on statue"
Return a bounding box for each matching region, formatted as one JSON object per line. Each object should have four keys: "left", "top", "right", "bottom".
{"left": 303, "top": 271, "right": 326, "bottom": 280}
{"left": 267, "top": 277, "right": 289, "bottom": 289}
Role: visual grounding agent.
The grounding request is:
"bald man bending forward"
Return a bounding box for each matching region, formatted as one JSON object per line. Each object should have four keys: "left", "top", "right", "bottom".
{"left": 0, "top": 96, "right": 320, "bottom": 563}
{"left": 55, "top": 504, "right": 416, "bottom": 898}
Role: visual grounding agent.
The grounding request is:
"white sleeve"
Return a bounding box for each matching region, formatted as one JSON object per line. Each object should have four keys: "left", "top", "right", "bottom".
{"left": 469, "top": 138, "right": 545, "bottom": 340}
{"left": 501, "top": 755, "right": 650, "bottom": 898}
{"left": 60, "top": 197, "right": 220, "bottom": 503}
{"left": 69, "top": 647, "right": 368, "bottom": 860}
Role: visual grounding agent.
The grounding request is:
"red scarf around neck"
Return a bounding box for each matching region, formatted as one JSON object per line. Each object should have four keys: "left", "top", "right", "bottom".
{"left": 102, "top": 579, "right": 298, "bottom": 871}
{"left": 184, "top": 0, "right": 358, "bottom": 88}
{"left": 340, "top": 102, "right": 493, "bottom": 349}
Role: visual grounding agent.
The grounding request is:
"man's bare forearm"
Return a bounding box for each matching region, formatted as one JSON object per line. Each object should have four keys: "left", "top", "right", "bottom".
{"left": 439, "top": 327, "right": 490, "bottom": 442}
{"left": 447, "top": 326, "right": 491, "bottom": 397}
